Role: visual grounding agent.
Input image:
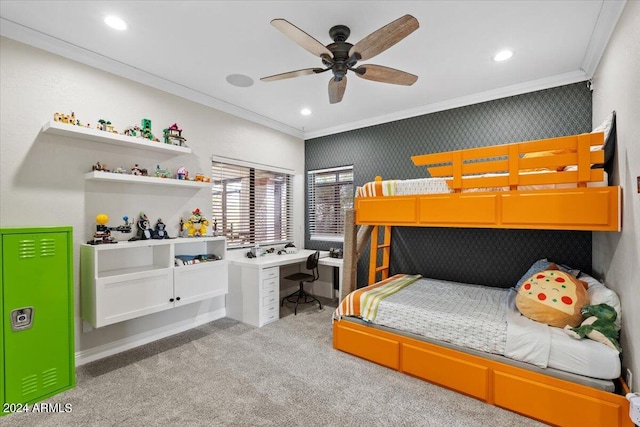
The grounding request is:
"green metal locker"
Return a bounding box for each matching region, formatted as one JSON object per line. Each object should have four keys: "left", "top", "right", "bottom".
{"left": 1, "top": 227, "right": 75, "bottom": 414}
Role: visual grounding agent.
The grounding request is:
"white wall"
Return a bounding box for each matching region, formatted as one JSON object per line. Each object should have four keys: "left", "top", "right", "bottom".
{"left": 591, "top": 1, "right": 640, "bottom": 392}
{"left": 0, "top": 37, "right": 304, "bottom": 362}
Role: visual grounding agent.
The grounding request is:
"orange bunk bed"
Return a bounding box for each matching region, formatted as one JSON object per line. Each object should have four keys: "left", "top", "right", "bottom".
{"left": 332, "top": 132, "right": 631, "bottom": 427}
{"left": 355, "top": 132, "right": 620, "bottom": 232}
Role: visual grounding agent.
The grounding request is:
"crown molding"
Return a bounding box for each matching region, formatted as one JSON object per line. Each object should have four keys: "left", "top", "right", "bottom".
{"left": 304, "top": 70, "right": 590, "bottom": 140}
{"left": 580, "top": 0, "right": 627, "bottom": 77}
{"left": 4, "top": 3, "right": 622, "bottom": 143}
{"left": 0, "top": 18, "right": 305, "bottom": 139}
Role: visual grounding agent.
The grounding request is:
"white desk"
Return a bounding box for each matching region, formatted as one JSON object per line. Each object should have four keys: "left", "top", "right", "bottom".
{"left": 226, "top": 250, "right": 337, "bottom": 327}
{"left": 318, "top": 257, "right": 344, "bottom": 300}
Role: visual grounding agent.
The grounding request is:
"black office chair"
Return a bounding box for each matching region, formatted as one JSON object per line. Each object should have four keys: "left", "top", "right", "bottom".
{"left": 281, "top": 250, "right": 322, "bottom": 315}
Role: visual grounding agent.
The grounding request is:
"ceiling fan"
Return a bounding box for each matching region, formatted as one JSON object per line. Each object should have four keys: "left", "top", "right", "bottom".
{"left": 261, "top": 15, "right": 419, "bottom": 104}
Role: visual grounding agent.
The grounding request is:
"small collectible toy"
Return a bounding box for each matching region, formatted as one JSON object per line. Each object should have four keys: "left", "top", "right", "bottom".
{"left": 97, "top": 119, "right": 117, "bottom": 133}
{"left": 163, "top": 123, "right": 187, "bottom": 147}
{"left": 129, "top": 212, "right": 152, "bottom": 241}
{"left": 176, "top": 166, "right": 188, "bottom": 180}
{"left": 123, "top": 125, "right": 142, "bottom": 137}
{"left": 152, "top": 218, "right": 170, "bottom": 239}
{"left": 194, "top": 173, "right": 211, "bottom": 182}
{"left": 185, "top": 208, "right": 210, "bottom": 237}
{"left": 140, "top": 118, "right": 159, "bottom": 142}
{"left": 87, "top": 214, "right": 132, "bottom": 245}
{"left": 155, "top": 165, "right": 171, "bottom": 178}
{"left": 563, "top": 303, "right": 621, "bottom": 352}
{"left": 54, "top": 111, "right": 81, "bottom": 126}
{"left": 92, "top": 162, "right": 109, "bottom": 172}
{"left": 131, "top": 164, "right": 148, "bottom": 176}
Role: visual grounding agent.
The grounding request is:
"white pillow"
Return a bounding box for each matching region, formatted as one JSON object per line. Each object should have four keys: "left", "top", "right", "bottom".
{"left": 580, "top": 272, "right": 622, "bottom": 330}
{"left": 590, "top": 111, "right": 615, "bottom": 151}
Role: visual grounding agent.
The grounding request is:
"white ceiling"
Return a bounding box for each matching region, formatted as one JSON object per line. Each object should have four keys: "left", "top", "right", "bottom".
{"left": 0, "top": 1, "right": 626, "bottom": 139}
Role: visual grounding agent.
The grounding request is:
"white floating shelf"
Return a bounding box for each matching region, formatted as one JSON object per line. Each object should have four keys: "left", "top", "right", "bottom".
{"left": 85, "top": 171, "right": 212, "bottom": 188}
{"left": 42, "top": 120, "right": 191, "bottom": 155}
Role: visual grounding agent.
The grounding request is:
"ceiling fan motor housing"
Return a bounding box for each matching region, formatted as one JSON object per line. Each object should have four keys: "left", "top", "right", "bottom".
{"left": 327, "top": 25, "right": 355, "bottom": 80}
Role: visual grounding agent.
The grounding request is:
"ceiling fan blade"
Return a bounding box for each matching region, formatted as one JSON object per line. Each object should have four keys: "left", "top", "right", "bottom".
{"left": 261, "top": 68, "right": 326, "bottom": 82}
{"left": 271, "top": 19, "right": 334, "bottom": 59}
{"left": 328, "top": 77, "right": 347, "bottom": 104}
{"left": 354, "top": 64, "right": 418, "bottom": 86}
{"left": 349, "top": 14, "right": 419, "bottom": 61}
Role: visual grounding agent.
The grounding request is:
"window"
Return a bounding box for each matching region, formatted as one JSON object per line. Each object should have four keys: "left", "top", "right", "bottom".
{"left": 308, "top": 166, "right": 354, "bottom": 241}
{"left": 212, "top": 158, "right": 293, "bottom": 248}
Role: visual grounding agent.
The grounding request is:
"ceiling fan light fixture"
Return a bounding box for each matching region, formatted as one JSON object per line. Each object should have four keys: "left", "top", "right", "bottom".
{"left": 104, "top": 15, "right": 127, "bottom": 31}
{"left": 493, "top": 49, "right": 513, "bottom": 62}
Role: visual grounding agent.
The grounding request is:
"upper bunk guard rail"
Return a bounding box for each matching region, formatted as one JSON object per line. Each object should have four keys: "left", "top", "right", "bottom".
{"left": 355, "top": 132, "right": 620, "bottom": 232}
{"left": 411, "top": 132, "right": 605, "bottom": 191}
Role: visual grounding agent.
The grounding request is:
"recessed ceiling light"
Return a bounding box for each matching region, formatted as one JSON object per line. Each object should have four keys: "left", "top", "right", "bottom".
{"left": 300, "top": 108, "right": 312, "bottom": 116}
{"left": 493, "top": 49, "right": 513, "bottom": 62}
{"left": 226, "top": 74, "right": 254, "bottom": 87}
{"left": 104, "top": 15, "right": 127, "bottom": 31}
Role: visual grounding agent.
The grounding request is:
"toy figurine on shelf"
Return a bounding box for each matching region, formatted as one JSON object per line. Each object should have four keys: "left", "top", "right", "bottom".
{"left": 176, "top": 166, "right": 188, "bottom": 180}
{"left": 185, "top": 208, "right": 210, "bottom": 237}
{"left": 140, "top": 118, "right": 160, "bottom": 142}
{"left": 113, "top": 167, "right": 127, "bottom": 174}
{"left": 212, "top": 218, "right": 220, "bottom": 236}
{"left": 155, "top": 165, "right": 171, "bottom": 178}
{"left": 91, "top": 162, "right": 109, "bottom": 172}
{"left": 131, "top": 164, "right": 148, "bottom": 176}
{"left": 123, "top": 125, "right": 142, "bottom": 137}
{"left": 152, "top": 219, "right": 170, "bottom": 239}
{"left": 88, "top": 213, "right": 115, "bottom": 245}
{"left": 194, "top": 173, "right": 211, "bottom": 183}
{"left": 54, "top": 111, "right": 82, "bottom": 126}
{"left": 96, "top": 119, "right": 117, "bottom": 133}
{"left": 129, "top": 212, "right": 152, "bottom": 241}
{"left": 87, "top": 214, "right": 132, "bottom": 245}
{"left": 112, "top": 216, "right": 133, "bottom": 234}
{"left": 179, "top": 217, "right": 185, "bottom": 237}
{"left": 163, "top": 123, "right": 188, "bottom": 147}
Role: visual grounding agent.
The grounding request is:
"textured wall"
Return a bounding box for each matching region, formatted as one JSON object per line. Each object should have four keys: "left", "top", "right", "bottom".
{"left": 591, "top": 0, "right": 640, "bottom": 392}
{"left": 305, "top": 82, "right": 593, "bottom": 287}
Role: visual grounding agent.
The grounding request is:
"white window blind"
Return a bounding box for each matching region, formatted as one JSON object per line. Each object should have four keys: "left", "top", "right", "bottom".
{"left": 308, "top": 166, "right": 354, "bottom": 241}
{"left": 212, "top": 160, "right": 293, "bottom": 248}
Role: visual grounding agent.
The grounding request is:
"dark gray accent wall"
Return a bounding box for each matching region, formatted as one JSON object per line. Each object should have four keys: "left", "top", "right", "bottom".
{"left": 305, "top": 82, "right": 593, "bottom": 287}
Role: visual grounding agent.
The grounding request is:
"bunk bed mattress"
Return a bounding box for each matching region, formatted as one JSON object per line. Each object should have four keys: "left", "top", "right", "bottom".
{"left": 356, "top": 170, "right": 608, "bottom": 197}
{"left": 335, "top": 277, "right": 620, "bottom": 380}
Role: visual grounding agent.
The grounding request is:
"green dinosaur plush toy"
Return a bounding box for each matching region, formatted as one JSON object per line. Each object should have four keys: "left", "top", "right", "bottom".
{"left": 563, "top": 303, "right": 621, "bottom": 352}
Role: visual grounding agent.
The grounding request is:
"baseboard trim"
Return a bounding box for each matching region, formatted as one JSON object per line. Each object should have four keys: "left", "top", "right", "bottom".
{"left": 75, "top": 308, "right": 226, "bottom": 366}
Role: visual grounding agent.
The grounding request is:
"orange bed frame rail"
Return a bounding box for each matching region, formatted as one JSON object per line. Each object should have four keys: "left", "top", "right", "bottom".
{"left": 355, "top": 132, "right": 621, "bottom": 232}
{"left": 333, "top": 320, "right": 633, "bottom": 427}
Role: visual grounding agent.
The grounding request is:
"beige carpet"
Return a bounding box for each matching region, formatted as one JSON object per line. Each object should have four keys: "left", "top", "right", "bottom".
{"left": 1, "top": 300, "right": 545, "bottom": 426}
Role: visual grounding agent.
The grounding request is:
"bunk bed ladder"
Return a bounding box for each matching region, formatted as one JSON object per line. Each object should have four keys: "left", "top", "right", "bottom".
{"left": 368, "top": 225, "right": 391, "bottom": 285}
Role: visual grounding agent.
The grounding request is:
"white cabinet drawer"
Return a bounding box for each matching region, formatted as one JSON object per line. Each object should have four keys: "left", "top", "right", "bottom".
{"left": 261, "top": 302, "right": 279, "bottom": 324}
{"left": 262, "top": 282, "right": 278, "bottom": 299}
{"left": 262, "top": 294, "right": 278, "bottom": 307}
{"left": 262, "top": 267, "right": 279, "bottom": 280}
{"left": 262, "top": 277, "right": 278, "bottom": 291}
